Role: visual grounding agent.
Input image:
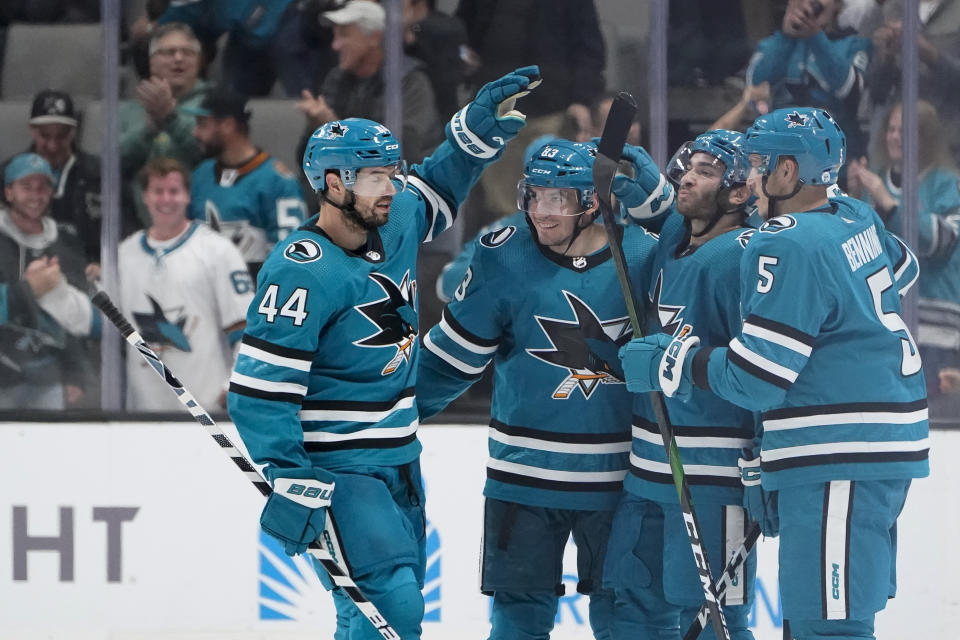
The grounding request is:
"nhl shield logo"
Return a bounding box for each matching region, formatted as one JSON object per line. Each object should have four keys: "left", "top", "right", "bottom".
{"left": 572, "top": 256, "right": 587, "bottom": 269}
{"left": 284, "top": 239, "right": 323, "bottom": 263}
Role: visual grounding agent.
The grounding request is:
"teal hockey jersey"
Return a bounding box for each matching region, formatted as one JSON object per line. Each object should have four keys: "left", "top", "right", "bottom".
{"left": 880, "top": 166, "right": 960, "bottom": 349}
{"left": 418, "top": 221, "right": 659, "bottom": 510}
{"left": 692, "top": 196, "right": 930, "bottom": 489}
{"left": 628, "top": 214, "right": 759, "bottom": 506}
{"left": 227, "top": 134, "right": 491, "bottom": 482}
{"left": 189, "top": 152, "right": 307, "bottom": 266}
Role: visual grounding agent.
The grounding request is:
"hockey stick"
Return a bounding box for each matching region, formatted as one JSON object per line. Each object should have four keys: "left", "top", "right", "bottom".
{"left": 90, "top": 291, "right": 401, "bottom": 640}
{"left": 682, "top": 521, "right": 761, "bottom": 640}
{"left": 593, "top": 92, "right": 731, "bottom": 640}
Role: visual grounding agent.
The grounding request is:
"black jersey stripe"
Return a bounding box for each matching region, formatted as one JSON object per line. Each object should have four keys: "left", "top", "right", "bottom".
{"left": 631, "top": 416, "right": 754, "bottom": 440}
{"left": 491, "top": 419, "right": 631, "bottom": 444}
{"left": 743, "top": 314, "right": 815, "bottom": 346}
{"left": 728, "top": 350, "right": 793, "bottom": 390}
{"left": 761, "top": 449, "right": 929, "bottom": 473}
{"left": 486, "top": 467, "right": 623, "bottom": 493}
{"left": 691, "top": 346, "right": 715, "bottom": 391}
{"left": 444, "top": 308, "right": 500, "bottom": 347}
{"left": 241, "top": 334, "right": 313, "bottom": 361}
{"left": 628, "top": 464, "right": 742, "bottom": 488}
{"left": 229, "top": 382, "right": 304, "bottom": 405}
{"left": 762, "top": 398, "right": 928, "bottom": 421}
{"left": 302, "top": 387, "right": 415, "bottom": 412}
{"left": 304, "top": 432, "right": 418, "bottom": 453}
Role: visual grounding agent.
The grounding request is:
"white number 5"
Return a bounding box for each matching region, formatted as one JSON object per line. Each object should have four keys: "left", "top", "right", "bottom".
{"left": 757, "top": 255, "right": 779, "bottom": 294}
{"left": 867, "top": 269, "right": 921, "bottom": 376}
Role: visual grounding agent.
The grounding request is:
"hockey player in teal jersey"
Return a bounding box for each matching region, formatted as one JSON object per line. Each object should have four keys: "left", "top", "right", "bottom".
{"left": 227, "top": 66, "right": 542, "bottom": 639}
{"left": 619, "top": 107, "right": 929, "bottom": 640}
{"left": 417, "top": 139, "right": 661, "bottom": 639}
{"left": 185, "top": 87, "right": 308, "bottom": 276}
{"left": 603, "top": 131, "right": 760, "bottom": 640}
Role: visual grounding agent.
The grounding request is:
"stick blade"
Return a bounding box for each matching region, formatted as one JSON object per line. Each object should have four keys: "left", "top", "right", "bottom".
{"left": 593, "top": 91, "right": 638, "bottom": 197}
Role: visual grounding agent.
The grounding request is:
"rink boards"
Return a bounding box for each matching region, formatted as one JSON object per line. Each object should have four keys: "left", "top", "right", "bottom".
{"left": 0, "top": 422, "right": 953, "bottom": 639}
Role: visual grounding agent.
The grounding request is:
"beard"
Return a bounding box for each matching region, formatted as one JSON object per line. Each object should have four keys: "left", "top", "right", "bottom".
{"left": 344, "top": 195, "right": 393, "bottom": 231}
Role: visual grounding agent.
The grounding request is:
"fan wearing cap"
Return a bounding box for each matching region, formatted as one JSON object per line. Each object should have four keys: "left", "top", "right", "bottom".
{"left": 296, "top": 0, "right": 442, "bottom": 165}
{"left": 1, "top": 89, "right": 103, "bottom": 278}
{"left": 0, "top": 153, "right": 98, "bottom": 410}
{"left": 185, "top": 86, "right": 308, "bottom": 277}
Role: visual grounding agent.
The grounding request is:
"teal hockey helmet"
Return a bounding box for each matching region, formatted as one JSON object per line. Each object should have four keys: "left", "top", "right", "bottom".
{"left": 743, "top": 107, "right": 845, "bottom": 186}
{"left": 667, "top": 129, "right": 750, "bottom": 189}
{"left": 302, "top": 118, "right": 406, "bottom": 194}
{"left": 517, "top": 139, "right": 597, "bottom": 216}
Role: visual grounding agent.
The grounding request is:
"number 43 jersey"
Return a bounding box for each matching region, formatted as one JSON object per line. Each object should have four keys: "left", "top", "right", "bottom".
{"left": 694, "top": 196, "right": 930, "bottom": 489}
{"left": 418, "top": 222, "right": 659, "bottom": 510}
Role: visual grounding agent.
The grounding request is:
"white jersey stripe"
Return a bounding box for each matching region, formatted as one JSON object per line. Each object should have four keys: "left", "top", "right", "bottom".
{"left": 239, "top": 342, "right": 312, "bottom": 372}
{"left": 491, "top": 429, "right": 631, "bottom": 455}
{"left": 407, "top": 175, "right": 454, "bottom": 242}
{"left": 300, "top": 394, "right": 415, "bottom": 423}
{"left": 761, "top": 437, "right": 930, "bottom": 462}
{"left": 229, "top": 371, "right": 307, "bottom": 396}
{"left": 439, "top": 315, "right": 498, "bottom": 355}
{"left": 629, "top": 452, "right": 741, "bottom": 478}
{"left": 730, "top": 338, "right": 799, "bottom": 383}
{"left": 631, "top": 426, "right": 752, "bottom": 450}
{"left": 763, "top": 408, "right": 928, "bottom": 431}
{"left": 302, "top": 420, "right": 418, "bottom": 443}
{"left": 487, "top": 457, "right": 626, "bottom": 483}
{"left": 742, "top": 322, "right": 813, "bottom": 357}
{"left": 824, "top": 480, "right": 851, "bottom": 620}
{"left": 424, "top": 332, "right": 487, "bottom": 375}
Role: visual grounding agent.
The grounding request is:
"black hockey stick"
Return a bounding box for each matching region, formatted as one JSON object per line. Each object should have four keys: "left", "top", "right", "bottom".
{"left": 593, "top": 92, "right": 731, "bottom": 640}
{"left": 91, "top": 291, "right": 401, "bottom": 640}
{"left": 682, "top": 521, "right": 761, "bottom": 639}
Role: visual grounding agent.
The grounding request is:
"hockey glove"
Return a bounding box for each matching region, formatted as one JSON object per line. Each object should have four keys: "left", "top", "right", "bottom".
{"left": 619, "top": 332, "right": 699, "bottom": 400}
{"left": 738, "top": 451, "right": 779, "bottom": 537}
{"left": 260, "top": 467, "right": 336, "bottom": 556}
{"left": 604, "top": 142, "right": 676, "bottom": 222}
{"left": 449, "top": 65, "right": 542, "bottom": 158}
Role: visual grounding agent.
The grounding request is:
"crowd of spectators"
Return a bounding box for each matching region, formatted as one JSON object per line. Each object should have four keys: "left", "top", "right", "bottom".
{"left": 1, "top": 0, "right": 960, "bottom": 419}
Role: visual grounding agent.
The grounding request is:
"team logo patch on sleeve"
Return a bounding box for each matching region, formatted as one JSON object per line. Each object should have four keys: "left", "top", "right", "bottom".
{"left": 284, "top": 239, "right": 323, "bottom": 263}
{"left": 479, "top": 226, "right": 516, "bottom": 248}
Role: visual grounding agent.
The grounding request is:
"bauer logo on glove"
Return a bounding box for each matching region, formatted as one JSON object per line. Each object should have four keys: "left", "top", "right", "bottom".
{"left": 449, "top": 65, "right": 542, "bottom": 159}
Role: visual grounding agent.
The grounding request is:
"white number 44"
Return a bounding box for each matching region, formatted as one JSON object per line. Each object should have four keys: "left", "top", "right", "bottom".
{"left": 258, "top": 284, "right": 309, "bottom": 326}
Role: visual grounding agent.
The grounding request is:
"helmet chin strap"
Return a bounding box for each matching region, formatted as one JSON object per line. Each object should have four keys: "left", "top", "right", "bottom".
{"left": 525, "top": 208, "right": 596, "bottom": 257}
{"left": 321, "top": 188, "right": 378, "bottom": 231}
{"left": 689, "top": 188, "right": 742, "bottom": 238}
{"left": 760, "top": 174, "right": 802, "bottom": 220}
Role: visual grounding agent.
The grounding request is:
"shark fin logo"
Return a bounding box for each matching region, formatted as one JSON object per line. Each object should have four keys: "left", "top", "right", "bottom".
{"left": 652, "top": 270, "right": 690, "bottom": 338}
{"left": 284, "top": 239, "right": 322, "bottom": 263}
{"left": 354, "top": 271, "right": 418, "bottom": 375}
{"left": 527, "top": 291, "right": 631, "bottom": 399}
{"left": 132, "top": 295, "right": 191, "bottom": 351}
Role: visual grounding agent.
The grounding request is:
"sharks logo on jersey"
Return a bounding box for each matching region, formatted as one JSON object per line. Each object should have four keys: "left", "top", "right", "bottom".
{"left": 651, "top": 270, "right": 691, "bottom": 338}
{"left": 354, "top": 271, "right": 419, "bottom": 375}
{"left": 527, "top": 291, "right": 632, "bottom": 399}
{"left": 737, "top": 228, "right": 756, "bottom": 248}
{"left": 133, "top": 295, "right": 191, "bottom": 351}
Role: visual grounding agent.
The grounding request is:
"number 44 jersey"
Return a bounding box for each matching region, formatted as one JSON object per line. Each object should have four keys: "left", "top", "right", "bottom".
{"left": 693, "top": 196, "right": 930, "bottom": 490}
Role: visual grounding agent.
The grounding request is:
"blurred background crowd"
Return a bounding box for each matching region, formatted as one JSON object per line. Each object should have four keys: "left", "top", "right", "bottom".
{"left": 2, "top": 0, "right": 959, "bottom": 424}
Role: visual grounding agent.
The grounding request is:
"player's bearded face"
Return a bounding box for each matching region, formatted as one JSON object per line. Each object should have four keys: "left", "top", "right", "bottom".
{"left": 676, "top": 153, "right": 724, "bottom": 220}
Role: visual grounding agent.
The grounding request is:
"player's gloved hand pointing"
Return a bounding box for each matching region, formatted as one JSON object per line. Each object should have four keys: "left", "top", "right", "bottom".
{"left": 260, "top": 467, "right": 336, "bottom": 556}
{"left": 607, "top": 142, "right": 675, "bottom": 222}
{"left": 618, "top": 332, "right": 699, "bottom": 401}
{"left": 449, "top": 65, "right": 542, "bottom": 158}
{"left": 738, "top": 448, "right": 780, "bottom": 536}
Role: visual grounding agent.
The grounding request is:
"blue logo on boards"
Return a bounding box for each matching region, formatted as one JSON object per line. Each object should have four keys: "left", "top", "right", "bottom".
{"left": 258, "top": 520, "right": 442, "bottom": 622}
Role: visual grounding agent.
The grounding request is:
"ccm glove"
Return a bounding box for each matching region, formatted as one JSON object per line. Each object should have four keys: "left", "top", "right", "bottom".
{"left": 449, "top": 65, "right": 542, "bottom": 158}
{"left": 618, "top": 332, "right": 699, "bottom": 400}
{"left": 260, "top": 467, "right": 336, "bottom": 556}
{"left": 610, "top": 143, "right": 676, "bottom": 222}
{"left": 738, "top": 451, "right": 779, "bottom": 537}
